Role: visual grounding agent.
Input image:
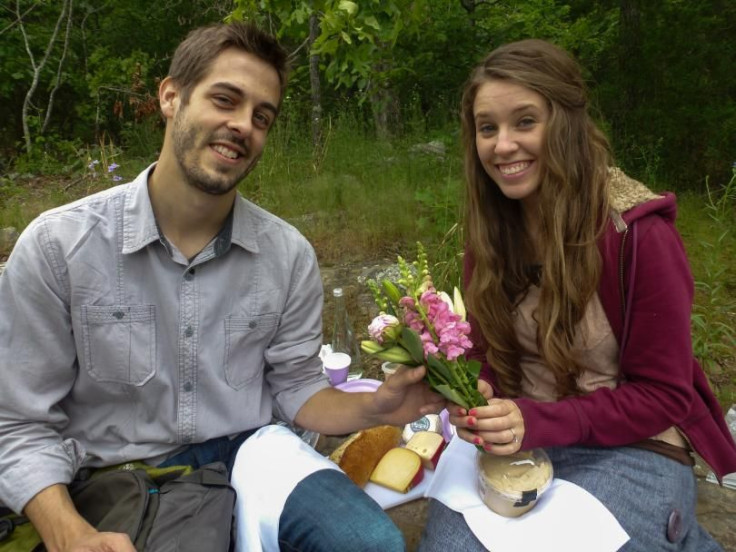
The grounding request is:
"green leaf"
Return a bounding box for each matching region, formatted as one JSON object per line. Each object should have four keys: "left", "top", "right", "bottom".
{"left": 400, "top": 327, "right": 425, "bottom": 364}
{"left": 338, "top": 1, "right": 358, "bottom": 16}
{"left": 433, "top": 384, "right": 470, "bottom": 409}
{"left": 364, "top": 16, "right": 380, "bottom": 31}
{"left": 466, "top": 359, "right": 481, "bottom": 380}
{"left": 426, "top": 354, "right": 453, "bottom": 383}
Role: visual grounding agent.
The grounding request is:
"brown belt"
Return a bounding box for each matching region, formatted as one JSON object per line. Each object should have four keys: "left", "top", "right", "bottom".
{"left": 630, "top": 439, "right": 694, "bottom": 467}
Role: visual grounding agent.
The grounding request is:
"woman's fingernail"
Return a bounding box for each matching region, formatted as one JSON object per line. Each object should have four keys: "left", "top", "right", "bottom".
{"left": 474, "top": 437, "right": 482, "bottom": 446}
{"left": 469, "top": 409, "right": 477, "bottom": 417}
{"left": 467, "top": 417, "right": 475, "bottom": 426}
{"left": 484, "top": 444, "right": 492, "bottom": 452}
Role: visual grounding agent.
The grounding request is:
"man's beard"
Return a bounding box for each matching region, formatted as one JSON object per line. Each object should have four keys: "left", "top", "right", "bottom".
{"left": 171, "top": 112, "right": 258, "bottom": 196}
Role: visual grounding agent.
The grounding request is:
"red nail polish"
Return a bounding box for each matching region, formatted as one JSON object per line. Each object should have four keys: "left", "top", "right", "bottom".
{"left": 474, "top": 437, "right": 482, "bottom": 446}
{"left": 484, "top": 444, "right": 492, "bottom": 452}
{"left": 469, "top": 409, "right": 477, "bottom": 417}
{"left": 467, "top": 417, "right": 475, "bottom": 426}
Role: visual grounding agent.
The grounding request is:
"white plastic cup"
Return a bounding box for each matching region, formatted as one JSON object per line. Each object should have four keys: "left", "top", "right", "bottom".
{"left": 323, "top": 352, "right": 351, "bottom": 386}
{"left": 381, "top": 361, "right": 401, "bottom": 380}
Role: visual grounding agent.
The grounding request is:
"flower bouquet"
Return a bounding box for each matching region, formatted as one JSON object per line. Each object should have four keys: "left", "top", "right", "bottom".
{"left": 361, "top": 243, "right": 486, "bottom": 410}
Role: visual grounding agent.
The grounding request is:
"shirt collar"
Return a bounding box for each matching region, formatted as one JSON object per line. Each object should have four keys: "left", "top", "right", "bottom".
{"left": 121, "top": 164, "right": 160, "bottom": 255}
{"left": 121, "top": 163, "right": 261, "bottom": 256}
{"left": 230, "top": 194, "right": 260, "bottom": 254}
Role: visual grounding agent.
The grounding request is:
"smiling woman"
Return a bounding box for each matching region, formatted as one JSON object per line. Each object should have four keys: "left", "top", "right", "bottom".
{"left": 417, "top": 38, "right": 736, "bottom": 552}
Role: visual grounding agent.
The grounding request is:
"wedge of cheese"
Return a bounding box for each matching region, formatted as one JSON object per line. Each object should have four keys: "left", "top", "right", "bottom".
{"left": 369, "top": 447, "right": 424, "bottom": 493}
{"left": 405, "top": 431, "right": 446, "bottom": 470}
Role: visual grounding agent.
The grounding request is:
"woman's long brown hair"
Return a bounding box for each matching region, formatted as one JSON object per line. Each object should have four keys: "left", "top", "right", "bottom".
{"left": 462, "top": 39, "right": 612, "bottom": 398}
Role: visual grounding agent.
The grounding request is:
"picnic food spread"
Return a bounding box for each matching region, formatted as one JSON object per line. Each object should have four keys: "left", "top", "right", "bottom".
{"left": 329, "top": 425, "right": 402, "bottom": 487}
{"left": 329, "top": 423, "right": 447, "bottom": 495}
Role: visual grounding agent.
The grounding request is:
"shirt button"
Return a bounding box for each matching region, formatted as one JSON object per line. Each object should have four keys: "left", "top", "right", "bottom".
{"left": 184, "top": 326, "right": 194, "bottom": 337}
{"left": 183, "top": 381, "right": 193, "bottom": 392}
{"left": 184, "top": 269, "right": 195, "bottom": 281}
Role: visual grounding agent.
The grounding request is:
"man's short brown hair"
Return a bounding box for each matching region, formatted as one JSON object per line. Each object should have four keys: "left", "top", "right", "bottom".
{"left": 168, "top": 22, "right": 289, "bottom": 106}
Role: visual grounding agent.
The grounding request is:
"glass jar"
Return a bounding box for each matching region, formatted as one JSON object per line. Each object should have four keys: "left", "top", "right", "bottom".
{"left": 330, "top": 287, "right": 362, "bottom": 380}
{"left": 476, "top": 448, "right": 553, "bottom": 517}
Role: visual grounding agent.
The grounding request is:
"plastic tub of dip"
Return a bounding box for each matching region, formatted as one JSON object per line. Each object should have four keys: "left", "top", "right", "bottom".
{"left": 476, "top": 448, "right": 553, "bottom": 517}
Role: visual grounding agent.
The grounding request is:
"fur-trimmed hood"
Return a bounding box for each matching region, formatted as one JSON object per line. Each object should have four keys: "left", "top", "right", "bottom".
{"left": 608, "top": 167, "right": 676, "bottom": 228}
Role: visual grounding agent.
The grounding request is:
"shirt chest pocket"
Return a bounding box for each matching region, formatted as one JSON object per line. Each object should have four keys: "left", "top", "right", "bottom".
{"left": 224, "top": 313, "right": 280, "bottom": 390}
{"left": 80, "top": 305, "right": 156, "bottom": 386}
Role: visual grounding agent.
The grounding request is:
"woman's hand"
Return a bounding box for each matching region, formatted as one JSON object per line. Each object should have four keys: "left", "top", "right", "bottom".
{"left": 449, "top": 394, "right": 525, "bottom": 455}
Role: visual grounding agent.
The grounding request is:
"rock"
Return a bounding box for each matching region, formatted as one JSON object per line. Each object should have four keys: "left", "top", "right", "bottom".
{"left": 0, "top": 227, "right": 19, "bottom": 253}
{"left": 409, "top": 141, "right": 446, "bottom": 157}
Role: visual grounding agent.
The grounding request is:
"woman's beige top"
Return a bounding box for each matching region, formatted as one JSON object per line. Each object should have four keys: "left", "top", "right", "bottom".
{"left": 514, "top": 285, "right": 687, "bottom": 448}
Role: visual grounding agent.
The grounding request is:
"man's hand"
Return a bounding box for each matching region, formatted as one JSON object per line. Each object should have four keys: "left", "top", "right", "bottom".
{"left": 57, "top": 531, "right": 136, "bottom": 552}
{"left": 24, "top": 484, "right": 136, "bottom": 552}
{"left": 366, "top": 364, "right": 446, "bottom": 425}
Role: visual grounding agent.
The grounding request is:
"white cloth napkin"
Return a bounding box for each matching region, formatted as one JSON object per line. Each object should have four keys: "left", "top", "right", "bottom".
{"left": 426, "top": 437, "right": 630, "bottom": 552}
{"left": 231, "top": 425, "right": 341, "bottom": 552}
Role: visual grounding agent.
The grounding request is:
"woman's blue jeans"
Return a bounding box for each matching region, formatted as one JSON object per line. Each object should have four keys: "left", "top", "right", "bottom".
{"left": 158, "top": 431, "right": 405, "bottom": 551}
{"left": 418, "top": 445, "right": 722, "bottom": 552}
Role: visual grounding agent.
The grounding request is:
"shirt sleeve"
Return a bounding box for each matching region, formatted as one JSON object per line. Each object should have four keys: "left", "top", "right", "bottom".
{"left": 265, "top": 238, "right": 330, "bottom": 424}
{"left": 0, "top": 219, "right": 86, "bottom": 513}
{"left": 516, "top": 214, "right": 697, "bottom": 449}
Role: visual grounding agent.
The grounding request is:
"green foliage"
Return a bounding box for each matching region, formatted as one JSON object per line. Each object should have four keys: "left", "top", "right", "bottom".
{"left": 688, "top": 167, "right": 736, "bottom": 383}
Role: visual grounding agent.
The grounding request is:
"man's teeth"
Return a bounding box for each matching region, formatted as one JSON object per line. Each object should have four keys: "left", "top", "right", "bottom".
{"left": 499, "top": 161, "right": 530, "bottom": 175}
{"left": 213, "top": 144, "right": 239, "bottom": 159}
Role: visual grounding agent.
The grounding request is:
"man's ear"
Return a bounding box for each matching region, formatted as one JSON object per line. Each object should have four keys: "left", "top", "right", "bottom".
{"left": 159, "top": 76, "right": 180, "bottom": 119}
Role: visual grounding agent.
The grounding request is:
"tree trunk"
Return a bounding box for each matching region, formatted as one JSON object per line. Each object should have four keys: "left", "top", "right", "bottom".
{"left": 42, "top": 0, "right": 74, "bottom": 134}
{"left": 370, "top": 53, "right": 400, "bottom": 139}
{"left": 18, "top": 0, "right": 69, "bottom": 153}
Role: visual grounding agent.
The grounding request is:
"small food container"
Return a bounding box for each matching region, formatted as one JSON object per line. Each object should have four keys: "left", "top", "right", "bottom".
{"left": 381, "top": 361, "right": 401, "bottom": 380}
{"left": 476, "top": 448, "right": 553, "bottom": 518}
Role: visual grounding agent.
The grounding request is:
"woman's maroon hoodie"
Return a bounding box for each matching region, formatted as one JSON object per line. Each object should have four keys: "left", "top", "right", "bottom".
{"left": 466, "top": 172, "right": 736, "bottom": 479}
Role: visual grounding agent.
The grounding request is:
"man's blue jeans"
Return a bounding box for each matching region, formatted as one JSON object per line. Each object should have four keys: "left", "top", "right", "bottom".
{"left": 158, "top": 431, "right": 405, "bottom": 551}
{"left": 279, "top": 469, "right": 405, "bottom": 551}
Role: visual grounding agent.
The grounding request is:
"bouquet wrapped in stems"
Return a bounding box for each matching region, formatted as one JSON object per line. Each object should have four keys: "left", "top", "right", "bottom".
{"left": 361, "top": 243, "right": 486, "bottom": 410}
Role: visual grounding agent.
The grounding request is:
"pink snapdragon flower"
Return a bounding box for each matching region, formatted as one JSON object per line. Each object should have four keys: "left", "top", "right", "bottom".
{"left": 400, "top": 288, "right": 472, "bottom": 361}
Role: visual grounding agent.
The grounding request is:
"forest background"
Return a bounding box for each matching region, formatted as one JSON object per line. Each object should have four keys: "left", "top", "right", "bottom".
{"left": 0, "top": 0, "right": 734, "bottom": 406}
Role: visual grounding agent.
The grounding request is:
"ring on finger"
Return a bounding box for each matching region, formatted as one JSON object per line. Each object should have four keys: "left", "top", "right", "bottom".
{"left": 509, "top": 427, "right": 519, "bottom": 445}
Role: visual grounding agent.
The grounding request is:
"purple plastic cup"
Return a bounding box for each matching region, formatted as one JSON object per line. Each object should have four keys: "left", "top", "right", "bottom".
{"left": 323, "top": 352, "right": 351, "bottom": 386}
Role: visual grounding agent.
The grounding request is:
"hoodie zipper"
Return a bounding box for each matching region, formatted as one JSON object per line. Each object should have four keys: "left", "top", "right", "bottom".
{"left": 618, "top": 226, "right": 629, "bottom": 320}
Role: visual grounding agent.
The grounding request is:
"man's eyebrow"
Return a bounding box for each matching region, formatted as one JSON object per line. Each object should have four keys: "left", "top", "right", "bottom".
{"left": 210, "top": 82, "right": 279, "bottom": 115}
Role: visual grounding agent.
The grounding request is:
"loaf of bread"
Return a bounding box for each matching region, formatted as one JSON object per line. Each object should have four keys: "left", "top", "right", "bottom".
{"left": 329, "top": 425, "right": 402, "bottom": 487}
